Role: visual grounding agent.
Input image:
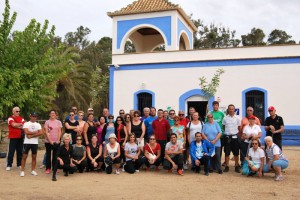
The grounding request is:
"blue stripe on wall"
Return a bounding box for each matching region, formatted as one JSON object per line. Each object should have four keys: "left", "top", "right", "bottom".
{"left": 112, "top": 57, "right": 300, "bottom": 71}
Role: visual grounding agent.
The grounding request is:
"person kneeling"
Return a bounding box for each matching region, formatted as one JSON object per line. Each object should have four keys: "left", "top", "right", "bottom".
{"left": 52, "top": 134, "right": 76, "bottom": 181}
{"left": 124, "top": 133, "right": 145, "bottom": 174}
{"left": 244, "top": 138, "right": 264, "bottom": 177}
{"left": 104, "top": 134, "right": 121, "bottom": 175}
{"left": 190, "top": 132, "right": 214, "bottom": 176}
{"left": 86, "top": 135, "right": 104, "bottom": 172}
{"left": 163, "top": 133, "right": 184, "bottom": 176}
{"left": 144, "top": 135, "right": 162, "bottom": 171}
{"left": 263, "top": 136, "right": 288, "bottom": 181}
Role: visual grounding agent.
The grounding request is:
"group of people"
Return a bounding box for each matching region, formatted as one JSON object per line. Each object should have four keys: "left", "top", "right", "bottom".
{"left": 5, "top": 102, "right": 288, "bottom": 181}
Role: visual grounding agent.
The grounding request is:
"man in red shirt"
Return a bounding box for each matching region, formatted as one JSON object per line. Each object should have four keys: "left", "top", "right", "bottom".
{"left": 152, "top": 109, "right": 170, "bottom": 160}
{"left": 6, "top": 106, "right": 25, "bottom": 171}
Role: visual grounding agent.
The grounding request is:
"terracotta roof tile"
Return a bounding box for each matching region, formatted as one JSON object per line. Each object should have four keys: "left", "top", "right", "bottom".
{"left": 107, "top": 0, "right": 197, "bottom": 32}
{"left": 107, "top": 0, "right": 179, "bottom": 16}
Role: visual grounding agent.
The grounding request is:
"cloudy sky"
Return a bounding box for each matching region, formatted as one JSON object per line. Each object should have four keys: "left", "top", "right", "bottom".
{"left": 1, "top": 0, "right": 299, "bottom": 43}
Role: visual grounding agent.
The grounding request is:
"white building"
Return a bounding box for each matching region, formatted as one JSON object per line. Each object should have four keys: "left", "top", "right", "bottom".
{"left": 107, "top": 0, "right": 300, "bottom": 144}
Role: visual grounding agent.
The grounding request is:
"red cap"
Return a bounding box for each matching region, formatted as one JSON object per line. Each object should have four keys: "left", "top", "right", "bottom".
{"left": 248, "top": 115, "right": 255, "bottom": 120}
{"left": 268, "top": 106, "right": 275, "bottom": 111}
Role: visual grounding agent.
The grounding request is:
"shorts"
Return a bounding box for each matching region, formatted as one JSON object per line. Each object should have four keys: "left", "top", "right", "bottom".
{"left": 23, "top": 144, "right": 38, "bottom": 154}
{"left": 224, "top": 137, "right": 239, "bottom": 156}
{"left": 249, "top": 161, "right": 261, "bottom": 169}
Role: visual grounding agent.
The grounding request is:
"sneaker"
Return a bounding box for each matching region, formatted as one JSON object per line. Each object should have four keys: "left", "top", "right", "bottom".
{"left": 177, "top": 169, "right": 184, "bottom": 176}
{"left": 17, "top": 165, "right": 21, "bottom": 169}
{"left": 6, "top": 167, "right": 11, "bottom": 171}
{"left": 31, "top": 171, "right": 38, "bottom": 176}
{"left": 183, "top": 164, "right": 188, "bottom": 170}
{"left": 116, "top": 169, "right": 120, "bottom": 175}
{"left": 218, "top": 170, "right": 223, "bottom": 174}
{"left": 122, "top": 166, "right": 125, "bottom": 172}
{"left": 224, "top": 166, "right": 229, "bottom": 172}
{"left": 20, "top": 171, "right": 25, "bottom": 177}
{"left": 52, "top": 176, "right": 57, "bottom": 181}
{"left": 275, "top": 175, "right": 284, "bottom": 181}
{"left": 45, "top": 169, "right": 51, "bottom": 174}
{"left": 135, "top": 170, "right": 140, "bottom": 173}
{"left": 205, "top": 172, "right": 209, "bottom": 176}
{"left": 155, "top": 167, "right": 159, "bottom": 172}
{"left": 235, "top": 166, "right": 241, "bottom": 173}
{"left": 39, "top": 164, "right": 45, "bottom": 169}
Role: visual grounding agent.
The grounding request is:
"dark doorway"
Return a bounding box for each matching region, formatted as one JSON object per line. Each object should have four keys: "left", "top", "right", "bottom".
{"left": 187, "top": 101, "right": 208, "bottom": 120}
{"left": 137, "top": 93, "right": 152, "bottom": 116}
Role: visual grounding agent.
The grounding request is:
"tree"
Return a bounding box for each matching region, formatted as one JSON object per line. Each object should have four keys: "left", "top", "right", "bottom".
{"left": 199, "top": 69, "right": 225, "bottom": 99}
{"left": 268, "top": 29, "right": 296, "bottom": 45}
{"left": 64, "top": 26, "right": 91, "bottom": 50}
{"left": 241, "top": 28, "right": 266, "bottom": 46}
{"left": 193, "top": 18, "right": 240, "bottom": 49}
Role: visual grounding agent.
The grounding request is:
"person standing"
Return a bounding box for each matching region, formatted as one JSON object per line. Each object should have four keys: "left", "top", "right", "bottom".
{"left": 131, "top": 111, "right": 145, "bottom": 149}
{"left": 44, "top": 110, "right": 62, "bottom": 174}
{"left": 222, "top": 104, "right": 241, "bottom": 173}
{"left": 64, "top": 110, "right": 79, "bottom": 144}
{"left": 6, "top": 106, "right": 25, "bottom": 171}
{"left": 152, "top": 109, "right": 171, "bottom": 160}
{"left": 143, "top": 107, "right": 158, "bottom": 141}
{"left": 264, "top": 106, "right": 284, "bottom": 150}
{"left": 202, "top": 113, "right": 223, "bottom": 174}
{"left": 20, "top": 112, "right": 43, "bottom": 177}
{"left": 141, "top": 107, "right": 150, "bottom": 122}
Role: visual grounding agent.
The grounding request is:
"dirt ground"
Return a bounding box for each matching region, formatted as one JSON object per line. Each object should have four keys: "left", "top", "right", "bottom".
{"left": 0, "top": 147, "right": 299, "bottom": 200}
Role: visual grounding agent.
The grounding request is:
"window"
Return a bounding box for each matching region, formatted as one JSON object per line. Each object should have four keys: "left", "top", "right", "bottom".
{"left": 245, "top": 90, "right": 265, "bottom": 124}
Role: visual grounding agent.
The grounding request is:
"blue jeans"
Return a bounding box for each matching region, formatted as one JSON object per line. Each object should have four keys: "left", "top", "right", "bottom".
{"left": 263, "top": 159, "right": 288, "bottom": 172}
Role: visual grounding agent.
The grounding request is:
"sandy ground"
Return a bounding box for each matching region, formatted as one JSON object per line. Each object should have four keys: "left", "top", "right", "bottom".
{"left": 0, "top": 147, "right": 299, "bottom": 200}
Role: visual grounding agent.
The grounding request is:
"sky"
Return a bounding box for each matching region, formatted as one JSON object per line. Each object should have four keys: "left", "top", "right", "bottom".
{"left": 1, "top": 0, "right": 300, "bottom": 43}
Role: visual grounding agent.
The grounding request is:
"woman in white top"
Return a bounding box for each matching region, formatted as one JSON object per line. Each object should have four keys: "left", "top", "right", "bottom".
{"left": 124, "top": 133, "right": 145, "bottom": 174}
{"left": 104, "top": 133, "right": 121, "bottom": 174}
{"left": 186, "top": 112, "right": 203, "bottom": 144}
{"left": 244, "top": 138, "right": 265, "bottom": 177}
{"left": 241, "top": 115, "right": 262, "bottom": 164}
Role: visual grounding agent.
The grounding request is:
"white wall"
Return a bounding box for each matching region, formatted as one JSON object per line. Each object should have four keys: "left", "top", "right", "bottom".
{"left": 112, "top": 63, "right": 300, "bottom": 125}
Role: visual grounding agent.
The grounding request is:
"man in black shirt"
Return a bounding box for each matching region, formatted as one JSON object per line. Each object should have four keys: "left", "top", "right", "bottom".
{"left": 264, "top": 106, "right": 284, "bottom": 150}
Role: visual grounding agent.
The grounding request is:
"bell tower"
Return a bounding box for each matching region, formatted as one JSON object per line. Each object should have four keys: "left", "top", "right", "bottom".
{"left": 108, "top": 0, "right": 197, "bottom": 54}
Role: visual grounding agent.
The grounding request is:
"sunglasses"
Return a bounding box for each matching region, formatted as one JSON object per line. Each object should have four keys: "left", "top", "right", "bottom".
{"left": 119, "top": 112, "right": 125, "bottom": 114}
{"left": 149, "top": 138, "right": 156, "bottom": 140}
{"left": 169, "top": 113, "right": 175, "bottom": 115}
{"left": 16, "top": 111, "right": 20, "bottom": 113}
{"left": 134, "top": 115, "right": 140, "bottom": 117}
{"left": 178, "top": 114, "right": 184, "bottom": 116}
{"left": 252, "top": 143, "right": 258, "bottom": 145}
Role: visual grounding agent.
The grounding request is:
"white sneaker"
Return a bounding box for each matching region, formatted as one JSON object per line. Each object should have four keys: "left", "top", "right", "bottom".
{"left": 183, "top": 164, "right": 188, "bottom": 170}
{"left": 135, "top": 170, "right": 139, "bottom": 173}
{"left": 6, "top": 167, "right": 11, "bottom": 171}
{"left": 31, "top": 171, "right": 38, "bottom": 176}
{"left": 275, "top": 175, "right": 283, "bottom": 181}
{"left": 20, "top": 171, "right": 25, "bottom": 177}
{"left": 122, "top": 166, "right": 125, "bottom": 172}
{"left": 116, "top": 169, "right": 120, "bottom": 175}
{"left": 39, "top": 165, "right": 45, "bottom": 169}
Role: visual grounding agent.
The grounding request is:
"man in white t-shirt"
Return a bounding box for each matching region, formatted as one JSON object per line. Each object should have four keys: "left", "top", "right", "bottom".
{"left": 163, "top": 133, "right": 184, "bottom": 176}
{"left": 20, "top": 112, "right": 43, "bottom": 177}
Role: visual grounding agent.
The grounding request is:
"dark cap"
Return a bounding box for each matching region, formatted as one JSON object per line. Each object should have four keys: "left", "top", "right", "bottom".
{"left": 30, "top": 112, "right": 38, "bottom": 116}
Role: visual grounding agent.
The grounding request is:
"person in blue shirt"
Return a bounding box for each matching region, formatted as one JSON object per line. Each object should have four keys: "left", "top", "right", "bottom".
{"left": 190, "top": 132, "right": 215, "bottom": 176}
{"left": 202, "top": 113, "right": 223, "bottom": 174}
{"left": 143, "top": 107, "right": 158, "bottom": 141}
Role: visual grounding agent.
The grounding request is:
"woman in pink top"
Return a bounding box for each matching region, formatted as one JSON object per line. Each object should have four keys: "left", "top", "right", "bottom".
{"left": 77, "top": 111, "right": 86, "bottom": 136}
{"left": 44, "top": 110, "right": 62, "bottom": 174}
